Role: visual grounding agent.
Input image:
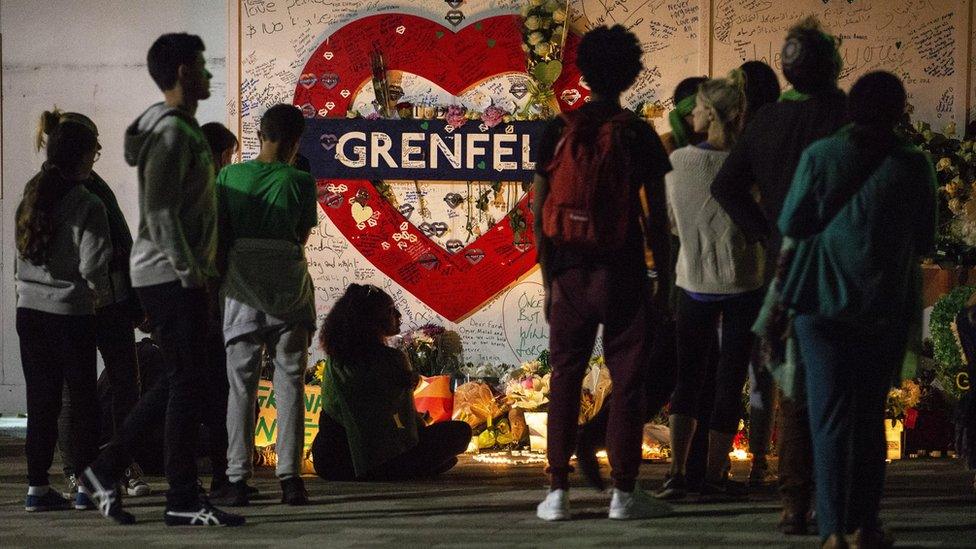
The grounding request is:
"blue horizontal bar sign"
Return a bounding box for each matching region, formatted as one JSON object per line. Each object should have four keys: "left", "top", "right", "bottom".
{"left": 300, "top": 118, "right": 549, "bottom": 182}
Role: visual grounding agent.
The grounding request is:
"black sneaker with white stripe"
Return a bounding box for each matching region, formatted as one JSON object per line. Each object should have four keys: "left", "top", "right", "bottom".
{"left": 81, "top": 467, "right": 135, "bottom": 525}
{"left": 164, "top": 499, "right": 245, "bottom": 527}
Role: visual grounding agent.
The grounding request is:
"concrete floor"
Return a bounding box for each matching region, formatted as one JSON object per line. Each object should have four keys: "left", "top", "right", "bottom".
{"left": 0, "top": 433, "right": 973, "bottom": 548}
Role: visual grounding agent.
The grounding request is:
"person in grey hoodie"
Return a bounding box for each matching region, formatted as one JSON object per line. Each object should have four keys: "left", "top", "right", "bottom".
{"left": 36, "top": 111, "right": 152, "bottom": 504}
{"left": 15, "top": 119, "right": 111, "bottom": 514}
{"left": 82, "top": 33, "right": 244, "bottom": 528}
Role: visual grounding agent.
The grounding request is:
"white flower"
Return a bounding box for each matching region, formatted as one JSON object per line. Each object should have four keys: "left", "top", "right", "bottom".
{"left": 534, "top": 43, "right": 551, "bottom": 57}
{"left": 524, "top": 16, "right": 541, "bottom": 30}
{"left": 527, "top": 31, "right": 545, "bottom": 46}
{"left": 553, "top": 7, "right": 567, "bottom": 23}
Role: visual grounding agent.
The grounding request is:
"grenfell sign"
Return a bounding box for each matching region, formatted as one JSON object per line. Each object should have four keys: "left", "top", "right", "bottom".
{"left": 300, "top": 119, "right": 548, "bottom": 182}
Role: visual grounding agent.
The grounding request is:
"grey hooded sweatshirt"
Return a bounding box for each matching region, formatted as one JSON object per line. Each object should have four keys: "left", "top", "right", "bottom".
{"left": 125, "top": 102, "right": 216, "bottom": 289}
{"left": 15, "top": 182, "right": 113, "bottom": 315}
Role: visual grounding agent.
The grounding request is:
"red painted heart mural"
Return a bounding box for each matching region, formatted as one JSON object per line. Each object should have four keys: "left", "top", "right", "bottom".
{"left": 295, "top": 13, "right": 587, "bottom": 321}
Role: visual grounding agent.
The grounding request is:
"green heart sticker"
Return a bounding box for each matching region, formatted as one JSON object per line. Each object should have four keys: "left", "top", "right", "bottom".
{"left": 477, "top": 160, "right": 487, "bottom": 170}
{"left": 532, "top": 60, "right": 563, "bottom": 86}
{"left": 436, "top": 31, "right": 445, "bottom": 39}
{"left": 487, "top": 38, "right": 496, "bottom": 48}
{"left": 420, "top": 121, "right": 430, "bottom": 130}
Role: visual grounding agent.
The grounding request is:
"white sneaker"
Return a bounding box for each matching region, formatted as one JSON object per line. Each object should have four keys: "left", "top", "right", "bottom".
{"left": 536, "top": 489, "right": 570, "bottom": 521}
{"left": 123, "top": 463, "right": 151, "bottom": 497}
{"left": 609, "top": 484, "right": 670, "bottom": 520}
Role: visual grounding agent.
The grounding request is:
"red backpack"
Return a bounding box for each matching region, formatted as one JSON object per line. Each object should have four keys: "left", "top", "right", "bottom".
{"left": 542, "top": 110, "right": 639, "bottom": 252}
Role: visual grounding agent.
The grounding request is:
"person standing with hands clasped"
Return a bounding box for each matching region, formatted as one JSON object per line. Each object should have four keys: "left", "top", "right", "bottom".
{"left": 533, "top": 25, "right": 672, "bottom": 521}
{"left": 82, "top": 33, "right": 244, "bottom": 527}
{"left": 213, "top": 104, "right": 318, "bottom": 507}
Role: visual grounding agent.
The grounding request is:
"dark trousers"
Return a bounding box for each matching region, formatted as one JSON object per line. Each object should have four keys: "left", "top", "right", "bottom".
{"left": 547, "top": 266, "right": 651, "bottom": 491}
{"left": 92, "top": 281, "right": 209, "bottom": 508}
{"left": 777, "top": 386, "right": 814, "bottom": 514}
{"left": 57, "top": 299, "right": 140, "bottom": 473}
{"left": 794, "top": 315, "right": 904, "bottom": 539}
{"left": 670, "top": 290, "right": 762, "bottom": 434}
{"left": 17, "top": 308, "right": 100, "bottom": 487}
{"left": 202, "top": 288, "right": 229, "bottom": 483}
{"left": 747, "top": 349, "right": 777, "bottom": 462}
{"left": 311, "top": 414, "right": 472, "bottom": 480}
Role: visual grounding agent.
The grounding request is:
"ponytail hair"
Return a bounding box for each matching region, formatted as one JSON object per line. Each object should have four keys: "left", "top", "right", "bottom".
{"left": 36, "top": 108, "right": 99, "bottom": 152}
{"left": 17, "top": 117, "right": 99, "bottom": 265}
{"left": 697, "top": 72, "right": 746, "bottom": 148}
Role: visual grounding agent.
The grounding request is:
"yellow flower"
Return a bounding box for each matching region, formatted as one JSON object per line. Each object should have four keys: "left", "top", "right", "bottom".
{"left": 944, "top": 122, "right": 957, "bottom": 137}
{"left": 527, "top": 31, "right": 545, "bottom": 46}
{"left": 524, "top": 16, "right": 541, "bottom": 30}
{"left": 936, "top": 157, "right": 953, "bottom": 172}
{"left": 949, "top": 197, "right": 964, "bottom": 214}
{"left": 533, "top": 43, "right": 551, "bottom": 57}
{"left": 553, "top": 7, "right": 567, "bottom": 23}
{"left": 314, "top": 360, "right": 326, "bottom": 382}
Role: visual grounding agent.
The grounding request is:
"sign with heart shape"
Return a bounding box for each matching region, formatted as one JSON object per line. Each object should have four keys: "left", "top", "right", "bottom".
{"left": 294, "top": 13, "right": 586, "bottom": 322}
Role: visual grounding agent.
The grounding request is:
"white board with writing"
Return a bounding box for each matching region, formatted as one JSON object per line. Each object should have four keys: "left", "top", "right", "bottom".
{"left": 710, "top": 0, "right": 970, "bottom": 128}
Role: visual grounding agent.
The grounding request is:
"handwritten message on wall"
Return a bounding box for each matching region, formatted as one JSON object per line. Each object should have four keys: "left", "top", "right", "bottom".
{"left": 711, "top": 0, "right": 970, "bottom": 127}
{"left": 239, "top": 0, "right": 973, "bottom": 365}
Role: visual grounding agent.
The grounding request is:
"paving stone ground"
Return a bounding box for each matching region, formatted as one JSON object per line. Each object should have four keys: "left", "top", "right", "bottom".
{"left": 0, "top": 431, "right": 973, "bottom": 548}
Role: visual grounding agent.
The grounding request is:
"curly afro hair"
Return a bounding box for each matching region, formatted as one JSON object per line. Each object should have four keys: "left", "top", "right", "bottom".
{"left": 576, "top": 25, "right": 643, "bottom": 97}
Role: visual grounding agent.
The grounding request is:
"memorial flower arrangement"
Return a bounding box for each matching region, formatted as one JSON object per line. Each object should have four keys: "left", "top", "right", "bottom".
{"left": 928, "top": 285, "right": 976, "bottom": 400}
{"left": 397, "top": 323, "right": 464, "bottom": 377}
{"left": 900, "top": 118, "right": 976, "bottom": 262}
{"left": 886, "top": 379, "right": 923, "bottom": 425}
{"left": 520, "top": 0, "right": 570, "bottom": 117}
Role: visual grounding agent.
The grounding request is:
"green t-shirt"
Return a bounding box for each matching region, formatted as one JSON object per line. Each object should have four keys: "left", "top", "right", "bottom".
{"left": 217, "top": 160, "right": 317, "bottom": 245}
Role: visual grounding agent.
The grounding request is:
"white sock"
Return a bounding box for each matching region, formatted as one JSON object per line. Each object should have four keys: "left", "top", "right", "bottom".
{"left": 27, "top": 485, "right": 50, "bottom": 496}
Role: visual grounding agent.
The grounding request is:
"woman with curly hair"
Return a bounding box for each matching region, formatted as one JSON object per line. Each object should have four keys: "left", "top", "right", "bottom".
{"left": 310, "top": 284, "right": 470, "bottom": 481}
{"left": 16, "top": 112, "right": 112, "bottom": 513}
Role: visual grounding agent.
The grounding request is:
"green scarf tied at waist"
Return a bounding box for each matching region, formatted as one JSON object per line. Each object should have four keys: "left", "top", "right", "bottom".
{"left": 668, "top": 94, "right": 697, "bottom": 149}
{"left": 221, "top": 237, "right": 316, "bottom": 327}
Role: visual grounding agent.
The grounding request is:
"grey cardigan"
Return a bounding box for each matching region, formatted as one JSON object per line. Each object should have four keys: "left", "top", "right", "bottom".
{"left": 15, "top": 183, "right": 113, "bottom": 315}
{"left": 666, "top": 145, "right": 765, "bottom": 295}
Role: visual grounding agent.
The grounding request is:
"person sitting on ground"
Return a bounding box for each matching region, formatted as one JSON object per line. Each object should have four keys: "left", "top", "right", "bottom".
{"left": 310, "top": 284, "right": 472, "bottom": 481}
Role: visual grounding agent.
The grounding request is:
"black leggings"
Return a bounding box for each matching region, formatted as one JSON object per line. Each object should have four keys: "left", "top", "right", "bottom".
{"left": 311, "top": 413, "right": 471, "bottom": 481}
{"left": 17, "top": 308, "right": 100, "bottom": 487}
{"left": 58, "top": 299, "right": 140, "bottom": 473}
{"left": 670, "top": 290, "right": 762, "bottom": 434}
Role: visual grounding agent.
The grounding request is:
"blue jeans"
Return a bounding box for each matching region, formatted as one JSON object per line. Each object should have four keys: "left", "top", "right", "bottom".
{"left": 794, "top": 315, "right": 905, "bottom": 540}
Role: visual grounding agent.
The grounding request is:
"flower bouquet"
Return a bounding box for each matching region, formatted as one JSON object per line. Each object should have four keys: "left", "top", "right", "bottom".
{"left": 398, "top": 323, "right": 464, "bottom": 377}
{"left": 899, "top": 118, "right": 976, "bottom": 263}
{"left": 519, "top": 0, "right": 570, "bottom": 118}
{"left": 886, "top": 379, "right": 923, "bottom": 426}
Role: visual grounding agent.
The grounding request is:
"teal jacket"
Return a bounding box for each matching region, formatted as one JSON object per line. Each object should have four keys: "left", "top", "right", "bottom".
{"left": 777, "top": 126, "right": 937, "bottom": 324}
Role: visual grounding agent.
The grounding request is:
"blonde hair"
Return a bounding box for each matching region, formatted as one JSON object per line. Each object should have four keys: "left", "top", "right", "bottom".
{"left": 697, "top": 71, "right": 746, "bottom": 148}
